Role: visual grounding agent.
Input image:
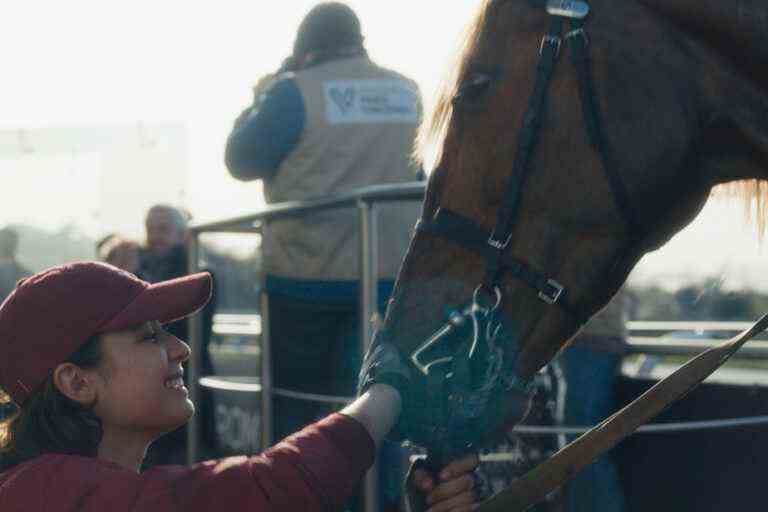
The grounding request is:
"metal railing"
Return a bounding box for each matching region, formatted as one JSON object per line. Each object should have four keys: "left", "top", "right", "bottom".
{"left": 186, "top": 182, "right": 426, "bottom": 512}
{"left": 205, "top": 315, "right": 768, "bottom": 435}
{"left": 203, "top": 314, "right": 768, "bottom": 458}
{"left": 186, "top": 180, "right": 768, "bottom": 508}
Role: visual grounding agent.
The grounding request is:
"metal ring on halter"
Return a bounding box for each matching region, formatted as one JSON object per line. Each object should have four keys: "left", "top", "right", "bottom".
{"left": 565, "top": 27, "right": 589, "bottom": 46}
{"left": 473, "top": 284, "right": 503, "bottom": 312}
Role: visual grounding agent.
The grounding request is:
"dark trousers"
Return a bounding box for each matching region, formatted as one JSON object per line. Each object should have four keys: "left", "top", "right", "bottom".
{"left": 268, "top": 293, "right": 362, "bottom": 440}
{"left": 561, "top": 346, "right": 626, "bottom": 512}
{"left": 267, "top": 292, "right": 404, "bottom": 511}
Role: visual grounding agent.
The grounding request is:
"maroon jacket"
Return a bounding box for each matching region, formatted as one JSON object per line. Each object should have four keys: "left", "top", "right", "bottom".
{"left": 0, "top": 413, "right": 374, "bottom": 512}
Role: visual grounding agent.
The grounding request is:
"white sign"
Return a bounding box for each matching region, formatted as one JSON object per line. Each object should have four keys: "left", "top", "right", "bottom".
{"left": 324, "top": 79, "right": 419, "bottom": 124}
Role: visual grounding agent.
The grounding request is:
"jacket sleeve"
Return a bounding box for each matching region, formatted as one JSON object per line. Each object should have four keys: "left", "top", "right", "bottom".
{"left": 224, "top": 76, "right": 306, "bottom": 182}
{"left": 143, "top": 413, "right": 375, "bottom": 512}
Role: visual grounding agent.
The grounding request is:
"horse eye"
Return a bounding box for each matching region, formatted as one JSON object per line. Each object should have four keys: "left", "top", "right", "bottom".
{"left": 453, "top": 73, "right": 495, "bottom": 107}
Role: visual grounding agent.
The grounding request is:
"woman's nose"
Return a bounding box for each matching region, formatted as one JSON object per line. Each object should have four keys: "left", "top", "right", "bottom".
{"left": 168, "top": 335, "right": 191, "bottom": 363}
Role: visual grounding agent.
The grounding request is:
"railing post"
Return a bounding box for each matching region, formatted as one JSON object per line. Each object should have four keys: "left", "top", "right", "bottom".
{"left": 259, "top": 288, "right": 274, "bottom": 451}
{"left": 359, "top": 199, "right": 380, "bottom": 512}
{"left": 186, "top": 232, "right": 202, "bottom": 465}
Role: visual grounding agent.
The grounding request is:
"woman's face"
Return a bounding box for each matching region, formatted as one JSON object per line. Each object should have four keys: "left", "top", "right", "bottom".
{"left": 90, "top": 321, "right": 193, "bottom": 438}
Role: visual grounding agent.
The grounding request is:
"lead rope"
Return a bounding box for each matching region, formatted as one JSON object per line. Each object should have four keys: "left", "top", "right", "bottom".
{"left": 478, "top": 312, "right": 768, "bottom": 511}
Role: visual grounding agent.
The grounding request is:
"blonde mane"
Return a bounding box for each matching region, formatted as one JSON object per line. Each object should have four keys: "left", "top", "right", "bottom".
{"left": 714, "top": 180, "right": 768, "bottom": 240}
{"left": 0, "top": 389, "right": 12, "bottom": 448}
{"left": 414, "top": 0, "right": 496, "bottom": 168}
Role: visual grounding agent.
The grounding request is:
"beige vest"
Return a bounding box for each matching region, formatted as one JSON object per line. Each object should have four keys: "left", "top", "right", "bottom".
{"left": 263, "top": 57, "right": 423, "bottom": 281}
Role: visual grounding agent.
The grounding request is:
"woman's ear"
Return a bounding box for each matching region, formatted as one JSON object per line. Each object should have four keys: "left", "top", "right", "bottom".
{"left": 53, "top": 363, "right": 98, "bottom": 405}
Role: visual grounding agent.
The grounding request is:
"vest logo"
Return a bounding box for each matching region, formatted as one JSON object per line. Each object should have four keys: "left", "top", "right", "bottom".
{"left": 324, "top": 79, "right": 419, "bottom": 124}
{"left": 330, "top": 87, "right": 356, "bottom": 114}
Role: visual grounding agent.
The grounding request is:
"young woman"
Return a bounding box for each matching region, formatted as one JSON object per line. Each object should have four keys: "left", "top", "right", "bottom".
{"left": 0, "top": 262, "right": 478, "bottom": 511}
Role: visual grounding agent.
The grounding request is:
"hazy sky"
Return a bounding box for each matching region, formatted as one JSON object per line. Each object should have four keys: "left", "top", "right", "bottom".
{"left": 1, "top": 1, "right": 767, "bottom": 289}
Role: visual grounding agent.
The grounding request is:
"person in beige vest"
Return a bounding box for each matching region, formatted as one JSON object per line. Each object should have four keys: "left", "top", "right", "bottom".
{"left": 225, "top": 4, "right": 423, "bottom": 510}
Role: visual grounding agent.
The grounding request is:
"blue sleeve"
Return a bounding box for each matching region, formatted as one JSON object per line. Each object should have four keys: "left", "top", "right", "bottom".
{"left": 225, "top": 77, "right": 306, "bottom": 181}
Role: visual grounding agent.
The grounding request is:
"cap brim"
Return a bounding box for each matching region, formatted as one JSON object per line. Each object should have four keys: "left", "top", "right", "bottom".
{"left": 101, "top": 272, "right": 212, "bottom": 332}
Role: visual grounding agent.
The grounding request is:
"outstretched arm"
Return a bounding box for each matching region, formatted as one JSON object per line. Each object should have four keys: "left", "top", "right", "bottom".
{"left": 343, "top": 384, "right": 480, "bottom": 512}
{"left": 341, "top": 383, "right": 402, "bottom": 450}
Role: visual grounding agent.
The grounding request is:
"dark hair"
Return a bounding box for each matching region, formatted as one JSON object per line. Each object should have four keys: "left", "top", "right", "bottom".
{"left": 0, "top": 335, "right": 104, "bottom": 472}
{"left": 95, "top": 233, "right": 119, "bottom": 256}
{"left": 293, "top": 2, "right": 363, "bottom": 60}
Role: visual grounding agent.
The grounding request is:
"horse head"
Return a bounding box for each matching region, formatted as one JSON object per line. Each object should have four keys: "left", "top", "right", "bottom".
{"left": 381, "top": 0, "right": 768, "bottom": 445}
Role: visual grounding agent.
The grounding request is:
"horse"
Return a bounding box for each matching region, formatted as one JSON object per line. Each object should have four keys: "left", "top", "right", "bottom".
{"left": 381, "top": 0, "right": 768, "bottom": 507}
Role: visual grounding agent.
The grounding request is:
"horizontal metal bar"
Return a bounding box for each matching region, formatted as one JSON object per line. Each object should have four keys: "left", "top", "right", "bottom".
{"left": 199, "top": 376, "right": 262, "bottom": 393}
{"left": 200, "top": 376, "right": 352, "bottom": 404}
{"left": 403, "top": 417, "right": 768, "bottom": 464}
{"left": 626, "top": 337, "right": 768, "bottom": 359}
{"left": 213, "top": 325, "right": 261, "bottom": 336}
{"left": 190, "top": 182, "right": 425, "bottom": 234}
{"left": 215, "top": 313, "right": 261, "bottom": 324}
{"left": 272, "top": 387, "right": 353, "bottom": 405}
{"left": 627, "top": 320, "right": 756, "bottom": 333}
{"left": 214, "top": 316, "right": 767, "bottom": 335}
{"left": 512, "top": 414, "right": 768, "bottom": 435}
{"left": 211, "top": 314, "right": 768, "bottom": 359}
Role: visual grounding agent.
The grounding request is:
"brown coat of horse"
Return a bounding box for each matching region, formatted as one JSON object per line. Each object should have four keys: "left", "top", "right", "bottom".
{"left": 385, "top": 0, "right": 768, "bottom": 507}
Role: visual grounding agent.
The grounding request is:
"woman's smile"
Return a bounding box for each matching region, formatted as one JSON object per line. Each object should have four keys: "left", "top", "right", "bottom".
{"left": 164, "top": 370, "right": 187, "bottom": 394}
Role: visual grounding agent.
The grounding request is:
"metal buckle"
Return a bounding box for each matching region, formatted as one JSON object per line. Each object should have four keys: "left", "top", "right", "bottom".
{"left": 565, "top": 27, "right": 589, "bottom": 47}
{"left": 473, "top": 284, "right": 503, "bottom": 313}
{"left": 410, "top": 310, "right": 468, "bottom": 376}
{"left": 538, "top": 279, "right": 564, "bottom": 304}
{"left": 487, "top": 232, "right": 513, "bottom": 251}
{"left": 545, "top": 0, "right": 590, "bottom": 19}
{"left": 539, "top": 34, "right": 562, "bottom": 58}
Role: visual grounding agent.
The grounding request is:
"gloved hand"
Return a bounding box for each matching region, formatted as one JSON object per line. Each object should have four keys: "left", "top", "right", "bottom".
{"left": 359, "top": 303, "right": 533, "bottom": 458}
{"left": 358, "top": 333, "right": 412, "bottom": 403}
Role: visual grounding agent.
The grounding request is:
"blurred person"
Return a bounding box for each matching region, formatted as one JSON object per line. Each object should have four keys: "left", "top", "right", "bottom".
{"left": 559, "top": 291, "right": 629, "bottom": 512}
{"left": 141, "top": 204, "right": 190, "bottom": 281}
{"left": 0, "top": 262, "right": 479, "bottom": 512}
{"left": 0, "top": 227, "right": 31, "bottom": 304}
{"left": 225, "top": 3, "right": 424, "bottom": 509}
{"left": 98, "top": 235, "right": 141, "bottom": 274}
{"left": 138, "top": 204, "right": 218, "bottom": 467}
{"left": 471, "top": 363, "right": 566, "bottom": 512}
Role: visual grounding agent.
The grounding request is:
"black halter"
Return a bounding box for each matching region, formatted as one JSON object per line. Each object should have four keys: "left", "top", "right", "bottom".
{"left": 418, "top": 0, "right": 643, "bottom": 326}
{"left": 385, "top": 2, "right": 647, "bottom": 460}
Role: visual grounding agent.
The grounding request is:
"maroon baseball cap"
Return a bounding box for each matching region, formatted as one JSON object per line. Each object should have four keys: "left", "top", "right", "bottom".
{"left": 0, "top": 261, "right": 212, "bottom": 405}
